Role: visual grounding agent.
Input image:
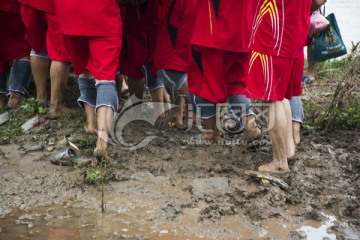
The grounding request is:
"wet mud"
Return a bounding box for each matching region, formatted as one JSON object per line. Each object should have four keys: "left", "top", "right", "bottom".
{"left": 0, "top": 113, "right": 359, "bottom": 239}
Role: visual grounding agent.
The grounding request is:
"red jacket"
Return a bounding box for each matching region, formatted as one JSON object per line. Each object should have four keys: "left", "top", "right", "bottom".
{"left": 191, "top": 0, "right": 255, "bottom": 53}
{"left": 249, "top": 0, "right": 311, "bottom": 58}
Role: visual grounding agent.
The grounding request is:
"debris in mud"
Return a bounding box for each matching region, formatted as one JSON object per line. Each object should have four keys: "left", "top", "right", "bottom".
{"left": 21, "top": 115, "right": 40, "bottom": 133}
{"left": 51, "top": 147, "right": 90, "bottom": 166}
{"left": 244, "top": 170, "right": 289, "bottom": 190}
{"left": 0, "top": 111, "right": 10, "bottom": 126}
{"left": 289, "top": 230, "right": 307, "bottom": 240}
{"left": 26, "top": 143, "right": 44, "bottom": 152}
{"left": 50, "top": 135, "right": 91, "bottom": 166}
{"left": 198, "top": 203, "right": 237, "bottom": 222}
{"left": 191, "top": 177, "right": 229, "bottom": 198}
{"left": 162, "top": 204, "right": 182, "bottom": 219}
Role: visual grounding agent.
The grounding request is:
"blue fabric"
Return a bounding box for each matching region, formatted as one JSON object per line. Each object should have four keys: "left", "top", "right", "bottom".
{"left": 77, "top": 77, "right": 96, "bottom": 108}
{"left": 290, "top": 96, "right": 304, "bottom": 123}
{"left": 194, "top": 95, "right": 216, "bottom": 119}
{"left": 143, "top": 64, "right": 164, "bottom": 91}
{"left": 228, "top": 94, "right": 254, "bottom": 117}
{"left": 8, "top": 59, "right": 32, "bottom": 96}
{"left": 95, "top": 81, "right": 118, "bottom": 113}
{"left": 30, "top": 49, "right": 48, "bottom": 58}
{"left": 157, "top": 69, "right": 187, "bottom": 92}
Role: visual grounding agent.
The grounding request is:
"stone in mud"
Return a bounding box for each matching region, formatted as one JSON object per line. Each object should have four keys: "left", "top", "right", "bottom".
{"left": 26, "top": 143, "right": 44, "bottom": 152}
{"left": 0, "top": 111, "right": 10, "bottom": 125}
{"left": 288, "top": 230, "right": 307, "bottom": 240}
{"left": 131, "top": 171, "right": 154, "bottom": 181}
{"left": 191, "top": 177, "right": 229, "bottom": 197}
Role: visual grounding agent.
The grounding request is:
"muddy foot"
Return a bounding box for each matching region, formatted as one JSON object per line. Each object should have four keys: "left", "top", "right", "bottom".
{"left": 84, "top": 124, "right": 97, "bottom": 134}
{"left": 258, "top": 162, "right": 290, "bottom": 173}
{"left": 243, "top": 116, "right": 261, "bottom": 140}
{"left": 7, "top": 92, "right": 24, "bottom": 109}
{"left": 93, "top": 146, "right": 110, "bottom": 165}
{"left": 49, "top": 105, "right": 74, "bottom": 119}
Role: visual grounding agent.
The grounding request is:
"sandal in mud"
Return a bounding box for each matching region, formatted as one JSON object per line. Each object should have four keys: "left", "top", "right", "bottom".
{"left": 51, "top": 147, "right": 91, "bottom": 166}
{"left": 244, "top": 170, "right": 289, "bottom": 190}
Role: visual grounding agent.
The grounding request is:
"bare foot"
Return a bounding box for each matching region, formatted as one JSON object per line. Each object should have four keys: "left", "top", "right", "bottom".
{"left": 292, "top": 121, "right": 301, "bottom": 145}
{"left": 84, "top": 124, "right": 97, "bottom": 134}
{"left": 94, "top": 139, "right": 109, "bottom": 164}
{"left": 197, "top": 130, "right": 220, "bottom": 144}
{"left": 258, "top": 162, "right": 290, "bottom": 173}
{"left": 49, "top": 105, "right": 74, "bottom": 119}
{"left": 7, "top": 92, "right": 24, "bottom": 109}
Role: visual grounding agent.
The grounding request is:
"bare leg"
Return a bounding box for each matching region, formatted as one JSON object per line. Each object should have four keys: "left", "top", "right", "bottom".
{"left": 283, "top": 99, "right": 295, "bottom": 158}
{"left": 30, "top": 55, "right": 50, "bottom": 102}
{"left": 115, "top": 74, "right": 124, "bottom": 103}
{"left": 94, "top": 105, "right": 113, "bottom": 161}
{"left": 200, "top": 116, "right": 219, "bottom": 142}
{"left": 243, "top": 115, "right": 261, "bottom": 140}
{"left": 292, "top": 121, "right": 301, "bottom": 145}
{"left": 80, "top": 71, "right": 96, "bottom": 134}
{"left": 128, "top": 77, "right": 144, "bottom": 100}
{"left": 258, "top": 101, "right": 290, "bottom": 173}
{"left": 49, "top": 60, "right": 72, "bottom": 118}
{"left": 174, "top": 95, "right": 185, "bottom": 127}
{"left": 306, "top": 47, "right": 315, "bottom": 79}
{"left": 150, "top": 87, "right": 166, "bottom": 119}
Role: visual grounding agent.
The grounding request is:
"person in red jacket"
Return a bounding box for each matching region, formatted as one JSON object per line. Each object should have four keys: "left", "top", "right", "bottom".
{"left": 119, "top": 3, "right": 147, "bottom": 102}
{"left": 188, "top": 0, "right": 260, "bottom": 142}
{"left": 153, "top": 0, "right": 200, "bottom": 128}
{"left": 18, "top": 0, "right": 71, "bottom": 118}
{"left": 0, "top": 0, "right": 31, "bottom": 110}
{"left": 55, "top": 0, "right": 122, "bottom": 163}
{"left": 246, "top": 0, "right": 312, "bottom": 173}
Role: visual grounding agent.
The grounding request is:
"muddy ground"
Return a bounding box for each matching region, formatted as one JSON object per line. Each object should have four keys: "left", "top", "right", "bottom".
{"left": 0, "top": 78, "right": 359, "bottom": 239}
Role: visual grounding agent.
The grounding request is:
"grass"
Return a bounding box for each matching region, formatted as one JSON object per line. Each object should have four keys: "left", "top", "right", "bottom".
{"left": 0, "top": 98, "right": 48, "bottom": 144}
{"left": 303, "top": 43, "right": 360, "bottom": 130}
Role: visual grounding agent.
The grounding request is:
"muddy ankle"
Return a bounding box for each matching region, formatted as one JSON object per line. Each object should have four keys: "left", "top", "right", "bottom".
{"left": 85, "top": 124, "right": 97, "bottom": 134}
{"left": 94, "top": 140, "right": 109, "bottom": 164}
{"left": 49, "top": 105, "right": 73, "bottom": 119}
{"left": 244, "top": 116, "right": 261, "bottom": 140}
{"left": 7, "top": 92, "right": 24, "bottom": 109}
{"left": 292, "top": 122, "right": 301, "bottom": 145}
{"left": 199, "top": 131, "right": 220, "bottom": 143}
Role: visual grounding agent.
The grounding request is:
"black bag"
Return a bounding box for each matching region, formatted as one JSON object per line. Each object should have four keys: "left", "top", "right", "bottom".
{"left": 310, "top": 12, "right": 347, "bottom": 62}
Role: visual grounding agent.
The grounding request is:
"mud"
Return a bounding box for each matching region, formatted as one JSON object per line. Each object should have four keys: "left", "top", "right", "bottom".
{"left": 0, "top": 107, "right": 359, "bottom": 240}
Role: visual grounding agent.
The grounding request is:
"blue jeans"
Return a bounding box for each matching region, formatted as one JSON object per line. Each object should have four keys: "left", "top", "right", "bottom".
{"left": 290, "top": 96, "right": 304, "bottom": 123}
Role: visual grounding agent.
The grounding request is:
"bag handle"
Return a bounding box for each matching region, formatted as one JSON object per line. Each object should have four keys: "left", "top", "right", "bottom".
{"left": 319, "top": 3, "right": 326, "bottom": 16}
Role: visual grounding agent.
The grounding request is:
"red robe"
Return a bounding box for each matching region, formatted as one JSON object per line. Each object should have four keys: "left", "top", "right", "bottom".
{"left": 154, "top": 0, "right": 200, "bottom": 73}
{"left": 18, "top": 0, "right": 54, "bottom": 13}
{"left": 191, "top": 0, "right": 255, "bottom": 53}
{"left": 0, "top": 0, "right": 30, "bottom": 66}
{"left": 55, "top": 0, "right": 122, "bottom": 36}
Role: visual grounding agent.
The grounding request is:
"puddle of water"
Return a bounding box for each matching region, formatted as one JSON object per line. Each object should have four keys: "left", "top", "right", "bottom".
{"left": 0, "top": 206, "right": 206, "bottom": 240}
{"left": 298, "top": 212, "right": 337, "bottom": 240}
